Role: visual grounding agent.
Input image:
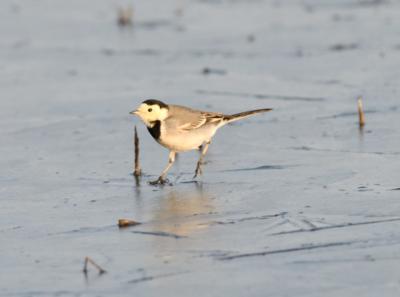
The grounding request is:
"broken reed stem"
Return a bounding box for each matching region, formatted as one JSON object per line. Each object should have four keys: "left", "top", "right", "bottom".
{"left": 357, "top": 97, "right": 365, "bottom": 127}
{"left": 83, "top": 257, "right": 106, "bottom": 275}
{"left": 118, "top": 218, "right": 141, "bottom": 228}
{"left": 133, "top": 126, "right": 142, "bottom": 177}
{"left": 117, "top": 6, "right": 133, "bottom": 27}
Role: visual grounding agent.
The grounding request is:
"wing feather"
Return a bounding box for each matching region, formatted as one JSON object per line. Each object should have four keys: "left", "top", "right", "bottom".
{"left": 165, "top": 105, "right": 224, "bottom": 132}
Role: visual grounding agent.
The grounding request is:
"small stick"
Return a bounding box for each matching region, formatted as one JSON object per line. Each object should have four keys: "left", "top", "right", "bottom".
{"left": 83, "top": 257, "right": 106, "bottom": 275}
{"left": 175, "top": 0, "right": 184, "bottom": 16}
{"left": 118, "top": 219, "right": 141, "bottom": 228}
{"left": 133, "top": 126, "right": 142, "bottom": 176}
{"left": 357, "top": 97, "right": 365, "bottom": 127}
{"left": 117, "top": 6, "right": 133, "bottom": 27}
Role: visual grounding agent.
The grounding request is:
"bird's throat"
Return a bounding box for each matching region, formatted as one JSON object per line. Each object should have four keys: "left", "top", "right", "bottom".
{"left": 147, "top": 120, "right": 161, "bottom": 140}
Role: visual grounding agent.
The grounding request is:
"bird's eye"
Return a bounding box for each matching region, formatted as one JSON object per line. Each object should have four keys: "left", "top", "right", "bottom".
{"left": 148, "top": 108, "right": 152, "bottom": 112}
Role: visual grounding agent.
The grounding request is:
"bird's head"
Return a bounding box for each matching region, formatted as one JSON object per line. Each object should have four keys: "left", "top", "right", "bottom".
{"left": 130, "top": 99, "right": 169, "bottom": 127}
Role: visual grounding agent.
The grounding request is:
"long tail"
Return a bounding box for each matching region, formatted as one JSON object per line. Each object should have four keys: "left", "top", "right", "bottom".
{"left": 223, "top": 108, "right": 272, "bottom": 123}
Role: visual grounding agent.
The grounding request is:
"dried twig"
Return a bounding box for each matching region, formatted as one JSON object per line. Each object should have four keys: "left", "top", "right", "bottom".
{"left": 133, "top": 126, "right": 142, "bottom": 176}
{"left": 175, "top": 0, "right": 184, "bottom": 17}
{"left": 118, "top": 6, "right": 133, "bottom": 27}
{"left": 118, "top": 219, "right": 141, "bottom": 228}
{"left": 357, "top": 97, "right": 365, "bottom": 127}
{"left": 83, "top": 257, "right": 106, "bottom": 275}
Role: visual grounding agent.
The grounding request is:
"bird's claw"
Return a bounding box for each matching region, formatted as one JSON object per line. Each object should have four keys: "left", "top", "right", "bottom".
{"left": 149, "top": 177, "right": 169, "bottom": 186}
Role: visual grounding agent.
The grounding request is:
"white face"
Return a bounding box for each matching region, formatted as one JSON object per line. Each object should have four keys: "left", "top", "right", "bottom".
{"left": 131, "top": 103, "right": 169, "bottom": 127}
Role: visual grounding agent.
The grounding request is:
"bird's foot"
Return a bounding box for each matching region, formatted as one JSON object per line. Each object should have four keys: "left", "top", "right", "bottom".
{"left": 149, "top": 176, "right": 169, "bottom": 186}
{"left": 193, "top": 162, "right": 203, "bottom": 179}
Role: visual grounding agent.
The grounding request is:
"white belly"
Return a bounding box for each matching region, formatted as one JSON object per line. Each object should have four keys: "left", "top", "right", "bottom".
{"left": 158, "top": 124, "right": 218, "bottom": 152}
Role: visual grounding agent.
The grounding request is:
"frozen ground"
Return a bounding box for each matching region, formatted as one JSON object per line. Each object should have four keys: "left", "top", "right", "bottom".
{"left": 1, "top": 0, "right": 400, "bottom": 296}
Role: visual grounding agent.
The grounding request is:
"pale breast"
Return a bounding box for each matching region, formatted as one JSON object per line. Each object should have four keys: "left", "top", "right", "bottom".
{"left": 158, "top": 121, "right": 218, "bottom": 152}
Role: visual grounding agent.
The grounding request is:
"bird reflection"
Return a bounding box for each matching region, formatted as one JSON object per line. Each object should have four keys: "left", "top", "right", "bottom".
{"left": 152, "top": 183, "right": 214, "bottom": 237}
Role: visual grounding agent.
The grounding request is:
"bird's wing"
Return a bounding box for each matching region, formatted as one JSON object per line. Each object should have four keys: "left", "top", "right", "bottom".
{"left": 166, "top": 105, "right": 224, "bottom": 131}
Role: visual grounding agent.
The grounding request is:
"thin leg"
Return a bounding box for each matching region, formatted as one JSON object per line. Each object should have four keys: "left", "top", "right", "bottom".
{"left": 194, "top": 141, "right": 210, "bottom": 178}
{"left": 150, "top": 151, "right": 176, "bottom": 185}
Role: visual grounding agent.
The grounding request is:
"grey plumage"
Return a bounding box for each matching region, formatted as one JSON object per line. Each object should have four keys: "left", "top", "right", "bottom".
{"left": 131, "top": 100, "right": 272, "bottom": 184}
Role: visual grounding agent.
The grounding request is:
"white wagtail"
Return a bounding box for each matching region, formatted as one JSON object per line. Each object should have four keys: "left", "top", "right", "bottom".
{"left": 130, "top": 99, "right": 272, "bottom": 185}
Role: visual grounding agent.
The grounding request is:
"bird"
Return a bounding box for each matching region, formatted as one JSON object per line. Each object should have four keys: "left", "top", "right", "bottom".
{"left": 130, "top": 99, "right": 272, "bottom": 185}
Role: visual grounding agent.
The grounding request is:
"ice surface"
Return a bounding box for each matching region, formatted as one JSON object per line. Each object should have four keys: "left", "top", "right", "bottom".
{"left": 1, "top": 0, "right": 400, "bottom": 296}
